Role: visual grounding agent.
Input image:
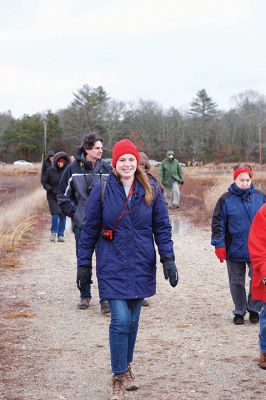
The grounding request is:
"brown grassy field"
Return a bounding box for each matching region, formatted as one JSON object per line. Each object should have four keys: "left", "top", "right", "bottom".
{"left": 179, "top": 163, "right": 266, "bottom": 225}
{"left": 0, "top": 163, "right": 49, "bottom": 266}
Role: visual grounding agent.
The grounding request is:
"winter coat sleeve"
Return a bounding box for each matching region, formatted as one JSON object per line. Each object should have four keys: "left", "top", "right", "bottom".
{"left": 211, "top": 195, "right": 227, "bottom": 248}
{"left": 57, "top": 165, "right": 77, "bottom": 218}
{"left": 41, "top": 169, "right": 53, "bottom": 192}
{"left": 177, "top": 162, "right": 183, "bottom": 182}
{"left": 248, "top": 205, "right": 266, "bottom": 279}
{"left": 171, "top": 162, "right": 183, "bottom": 183}
{"left": 77, "top": 183, "right": 102, "bottom": 266}
{"left": 152, "top": 184, "right": 175, "bottom": 259}
{"left": 40, "top": 161, "right": 46, "bottom": 182}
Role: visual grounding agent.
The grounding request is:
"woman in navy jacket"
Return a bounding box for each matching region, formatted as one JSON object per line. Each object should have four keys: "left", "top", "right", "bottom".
{"left": 41, "top": 151, "right": 70, "bottom": 242}
{"left": 211, "top": 162, "right": 266, "bottom": 325}
{"left": 77, "top": 139, "right": 178, "bottom": 400}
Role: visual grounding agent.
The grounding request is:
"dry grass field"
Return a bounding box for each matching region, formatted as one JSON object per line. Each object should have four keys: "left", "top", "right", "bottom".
{"left": 0, "top": 163, "right": 49, "bottom": 266}
{"left": 180, "top": 163, "right": 266, "bottom": 225}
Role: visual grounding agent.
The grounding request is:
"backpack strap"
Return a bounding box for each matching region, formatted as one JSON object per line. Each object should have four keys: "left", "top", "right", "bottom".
{"left": 101, "top": 179, "right": 108, "bottom": 203}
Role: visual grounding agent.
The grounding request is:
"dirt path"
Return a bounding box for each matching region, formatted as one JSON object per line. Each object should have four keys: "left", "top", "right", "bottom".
{"left": 1, "top": 216, "right": 266, "bottom": 400}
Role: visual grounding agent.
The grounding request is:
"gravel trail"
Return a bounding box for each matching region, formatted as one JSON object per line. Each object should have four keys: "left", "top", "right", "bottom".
{"left": 1, "top": 216, "right": 265, "bottom": 400}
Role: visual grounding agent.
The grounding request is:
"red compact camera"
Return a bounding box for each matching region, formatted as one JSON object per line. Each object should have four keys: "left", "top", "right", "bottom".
{"left": 101, "top": 229, "right": 114, "bottom": 241}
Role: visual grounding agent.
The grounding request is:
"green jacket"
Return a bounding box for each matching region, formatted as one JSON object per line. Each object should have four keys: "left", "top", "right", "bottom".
{"left": 159, "top": 151, "right": 184, "bottom": 189}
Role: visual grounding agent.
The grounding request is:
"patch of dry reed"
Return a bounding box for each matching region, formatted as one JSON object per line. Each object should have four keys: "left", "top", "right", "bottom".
{"left": 203, "top": 177, "right": 231, "bottom": 217}
{"left": 183, "top": 164, "right": 266, "bottom": 225}
{"left": 0, "top": 163, "right": 41, "bottom": 177}
{"left": 0, "top": 187, "right": 46, "bottom": 263}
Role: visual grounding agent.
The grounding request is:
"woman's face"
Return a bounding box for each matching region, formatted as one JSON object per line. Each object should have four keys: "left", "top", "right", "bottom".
{"left": 57, "top": 160, "right": 65, "bottom": 168}
{"left": 235, "top": 172, "right": 252, "bottom": 190}
{"left": 116, "top": 153, "right": 137, "bottom": 180}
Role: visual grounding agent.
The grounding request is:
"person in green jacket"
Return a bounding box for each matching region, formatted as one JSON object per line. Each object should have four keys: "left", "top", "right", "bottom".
{"left": 159, "top": 150, "right": 184, "bottom": 209}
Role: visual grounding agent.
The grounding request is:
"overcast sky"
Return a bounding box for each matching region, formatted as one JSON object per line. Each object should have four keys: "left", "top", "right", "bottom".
{"left": 1, "top": 0, "right": 266, "bottom": 118}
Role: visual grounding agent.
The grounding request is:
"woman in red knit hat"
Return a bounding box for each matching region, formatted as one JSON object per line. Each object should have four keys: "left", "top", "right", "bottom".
{"left": 211, "top": 162, "right": 266, "bottom": 325}
{"left": 77, "top": 139, "right": 179, "bottom": 400}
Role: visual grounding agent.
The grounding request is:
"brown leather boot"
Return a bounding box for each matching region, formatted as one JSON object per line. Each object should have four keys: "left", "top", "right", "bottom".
{"left": 258, "top": 353, "right": 266, "bottom": 369}
{"left": 108, "top": 374, "right": 125, "bottom": 400}
{"left": 124, "top": 364, "right": 139, "bottom": 391}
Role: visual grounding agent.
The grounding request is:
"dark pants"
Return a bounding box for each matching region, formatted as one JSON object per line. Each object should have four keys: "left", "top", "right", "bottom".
{"left": 226, "top": 260, "right": 263, "bottom": 316}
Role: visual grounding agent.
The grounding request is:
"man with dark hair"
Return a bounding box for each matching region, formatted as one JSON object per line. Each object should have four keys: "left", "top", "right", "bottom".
{"left": 58, "top": 133, "right": 111, "bottom": 313}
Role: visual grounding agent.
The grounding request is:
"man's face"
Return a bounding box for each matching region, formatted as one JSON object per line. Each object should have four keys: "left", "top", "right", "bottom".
{"left": 168, "top": 155, "right": 174, "bottom": 161}
{"left": 84, "top": 140, "right": 103, "bottom": 162}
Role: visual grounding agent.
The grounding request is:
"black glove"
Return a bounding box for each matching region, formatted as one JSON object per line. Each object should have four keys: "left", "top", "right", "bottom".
{"left": 162, "top": 259, "right": 179, "bottom": 287}
{"left": 180, "top": 181, "right": 184, "bottom": 185}
{"left": 76, "top": 265, "right": 93, "bottom": 291}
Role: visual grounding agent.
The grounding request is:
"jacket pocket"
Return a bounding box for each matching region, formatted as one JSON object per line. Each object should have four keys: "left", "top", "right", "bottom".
{"left": 73, "top": 206, "right": 85, "bottom": 227}
{"left": 229, "top": 239, "right": 248, "bottom": 260}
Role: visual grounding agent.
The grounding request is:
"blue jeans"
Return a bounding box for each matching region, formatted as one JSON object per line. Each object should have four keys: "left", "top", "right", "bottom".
{"left": 108, "top": 299, "right": 144, "bottom": 375}
{"left": 259, "top": 303, "right": 266, "bottom": 353}
{"left": 51, "top": 214, "right": 66, "bottom": 237}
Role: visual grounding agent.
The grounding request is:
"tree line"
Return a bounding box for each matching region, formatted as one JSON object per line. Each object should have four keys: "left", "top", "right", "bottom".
{"left": 0, "top": 85, "right": 266, "bottom": 164}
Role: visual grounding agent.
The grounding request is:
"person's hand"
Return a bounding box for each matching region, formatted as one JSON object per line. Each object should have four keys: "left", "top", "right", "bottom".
{"left": 262, "top": 277, "right": 266, "bottom": 285}
{"left": 215, "top": 248, "right": 226, "bottom": 263}
{"left": 163, "top": 259, "right": 179, "bottom": 287}
{"left": 76, "top": 265, "right": 92, "bottom": 291}
{"left": 180, "top": 181, "right": 184, "bottom": 185}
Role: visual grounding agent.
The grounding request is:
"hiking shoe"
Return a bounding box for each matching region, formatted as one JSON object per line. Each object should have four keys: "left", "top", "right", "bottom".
{"left": 101, "top": 300, "right": 110, "bottom": 314}
{"left": 78, "top": 298, "right": 90, "bottom": 310}
{"left": 109, "top": 374, "right": 125, "bottom": 400}
{"left": 50, "top": 233, "right": 56, "bottom": 242}
{"left": 258, "top": 353, "right": 266, "bottom": 369}
{"left": 124, "top": 364, "right": 139, "bottom": 391}
{"left": 249, "top": 311, "right": 259, "bottom": 324}
{"left": 142, "top": 299, "right": 150, "bottom": 307}
{"left": 233, "top": 314, "right": 244, "bottom": 325}
{"left": 58, "top": 236, "right": 65, "bottom": 242}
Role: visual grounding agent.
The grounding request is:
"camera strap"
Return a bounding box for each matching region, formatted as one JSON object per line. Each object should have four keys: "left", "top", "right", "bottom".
{"left": 112, "top": 179, "right": 135, "bottom": 232}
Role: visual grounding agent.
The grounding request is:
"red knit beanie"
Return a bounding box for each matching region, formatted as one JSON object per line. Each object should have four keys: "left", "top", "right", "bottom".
{"left": 112, "top": 139, "right": 140, "bottom": 167}
{"left": 233, "top": 167, "right": 253, "bottom": 180}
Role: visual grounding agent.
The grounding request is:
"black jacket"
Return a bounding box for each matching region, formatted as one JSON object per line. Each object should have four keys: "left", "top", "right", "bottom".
{"left": 57, "top": 148, "right": 111, "bottom": 227}
{"left": 40, "top": 151, "right": 55, "bottom": 182}
{"left": 42, "top": 152, "right": 70, "bottom": 215}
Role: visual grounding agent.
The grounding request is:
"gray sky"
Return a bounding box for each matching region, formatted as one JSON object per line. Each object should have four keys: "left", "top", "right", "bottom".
{"left": 1, "top": 0, "right": 266, "bottom": 118}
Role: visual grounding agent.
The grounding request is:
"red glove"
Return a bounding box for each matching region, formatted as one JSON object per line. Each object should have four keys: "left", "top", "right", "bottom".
{"left": 215, "top": 248, "right": 226, "bottom": 263}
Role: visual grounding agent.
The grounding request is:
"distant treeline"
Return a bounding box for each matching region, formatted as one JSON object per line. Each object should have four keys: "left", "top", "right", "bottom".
{"left": 1, "top": 85, "right": 266, "bottom": 163}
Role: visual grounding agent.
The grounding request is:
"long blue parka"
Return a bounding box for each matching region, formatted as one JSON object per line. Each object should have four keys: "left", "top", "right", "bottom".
{"left": 78, "top": 173, "right": 174, "bottom": 300}
{"left": 211, "top": 183, "right": 266, "bottom": 262}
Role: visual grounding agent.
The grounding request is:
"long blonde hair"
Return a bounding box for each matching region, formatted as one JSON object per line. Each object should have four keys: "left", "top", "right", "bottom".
{"left": 113, "top": 166, "right": 154, "bottom": 206}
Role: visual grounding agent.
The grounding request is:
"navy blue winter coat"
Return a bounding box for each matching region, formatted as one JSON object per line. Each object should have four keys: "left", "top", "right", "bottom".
{"left": 78, "top": 173, "right": 174, "bottom": 300}
{"left": 211, "top": 183, "right": 266, "bottom": 262}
